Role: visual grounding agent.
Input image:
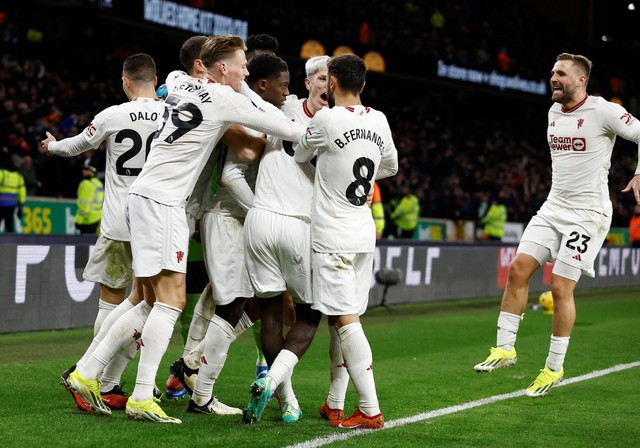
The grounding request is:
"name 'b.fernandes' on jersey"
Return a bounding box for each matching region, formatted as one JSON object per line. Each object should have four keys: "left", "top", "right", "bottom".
{"left": 298, "top": 105, "right": 398, "bottom": 253}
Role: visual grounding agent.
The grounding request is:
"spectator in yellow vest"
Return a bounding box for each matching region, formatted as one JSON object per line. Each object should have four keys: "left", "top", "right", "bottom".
{"left": 481, "top": 194, "right": 507, "bottom": 241}
{"left": 75, "top": 159, "right": 104, "bottom": 234}
{"left": 390, "top": 186, "right": 420, "bottom": 239}
{"left": 0, "top": 154, "right": 26, "bottom": 233}
{"left": 371, "top": 181, "right": 385, "bottom": 239}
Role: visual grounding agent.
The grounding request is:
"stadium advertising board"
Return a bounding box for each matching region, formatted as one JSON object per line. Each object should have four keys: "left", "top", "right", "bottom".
{"left": 436, "top": 60, "right": 547, "bottom": 96}
{"left": 11, "top": 198, "right": 78, "bottom": 235}
{"left": 2, "top": 240, "right": 638, "bottom": 333}
{"left": 0, "top": 242, "right": 98, "bottom": 333}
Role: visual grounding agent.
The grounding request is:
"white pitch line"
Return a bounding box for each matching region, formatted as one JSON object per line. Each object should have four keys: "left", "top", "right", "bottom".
{"left": 285, "top": 361, "right": 640, "bottom": 448}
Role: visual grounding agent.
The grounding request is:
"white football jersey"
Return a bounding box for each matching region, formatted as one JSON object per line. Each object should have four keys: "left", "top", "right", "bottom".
{"left": 48, "top": 97, "right": 164, "bottom": 241}
{"left": 547, "top": 95, "right": 640, "bottom": 215}
{"left": 299, "top": 105, "right": 398, "bottom": 252}
{"left": 282, "top": 95, "right": 315, "bottom": 125}
{"left": 251, "top": 95, "right": 315, "bottom": 219}
{"left": 129, "top": 74, "right": 305, "bottom": 207}
{"left": 165, "top": 69, "right": 187, "bottom": 93}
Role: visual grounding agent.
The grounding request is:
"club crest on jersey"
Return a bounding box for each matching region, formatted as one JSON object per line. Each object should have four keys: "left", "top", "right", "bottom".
{"left": 176, "top": 251, "right": 184, "bottom": 263}
{"left": 577, "top": 118, "right": 584, "bottom": 129}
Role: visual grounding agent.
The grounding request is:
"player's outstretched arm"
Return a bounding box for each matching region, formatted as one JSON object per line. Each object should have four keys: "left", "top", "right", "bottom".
{"left": 40, "top": 130, "right": 94, "bottom": 157}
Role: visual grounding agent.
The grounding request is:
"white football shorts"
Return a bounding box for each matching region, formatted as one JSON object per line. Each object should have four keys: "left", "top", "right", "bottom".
{"left": 83, "top": 234, "right": 133, "bottom": 289}
{"left": 244, "top": 207, "right": 312, "bottom": 304}
{"left": 312, "top": 251, "right": 373, "bottom": 316}
{"left": 518, "top": 201, "right": 611, "bottom": 280}
{"left": 201, "top": 211, "right": 253, "bottom": 305}
{"left": 127, "top": 194, "right": 189, "bottom": 277}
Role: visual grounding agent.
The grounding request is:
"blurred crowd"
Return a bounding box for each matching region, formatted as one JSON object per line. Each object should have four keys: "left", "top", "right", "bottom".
{"left": 1, "top": 0, "right": 638, "bottom": 229}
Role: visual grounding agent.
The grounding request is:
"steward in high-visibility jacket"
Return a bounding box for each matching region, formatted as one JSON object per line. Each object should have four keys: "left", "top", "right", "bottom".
{"left": 481, "top": 201, "right": 507, "bottom": 241}
{"left": 0, "top": 165, "right": 26, "bottom": 233}
{"left": 371, "top": 181, "right": 385, "bottom": 239}
{"left": 75, "top": 163, "right": 104, "bottom": 234}
{"left": 390, "top": 190, "right": 420, "bottom": 239}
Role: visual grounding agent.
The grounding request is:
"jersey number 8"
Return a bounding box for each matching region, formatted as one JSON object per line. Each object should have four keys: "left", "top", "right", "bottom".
{"left": 346, "top": 157, "right": 374, "bottom": 206}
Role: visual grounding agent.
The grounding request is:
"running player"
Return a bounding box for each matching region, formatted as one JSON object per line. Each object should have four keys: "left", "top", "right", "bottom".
{"left": 474, "top": 52, "right": 640, "bottom": 398}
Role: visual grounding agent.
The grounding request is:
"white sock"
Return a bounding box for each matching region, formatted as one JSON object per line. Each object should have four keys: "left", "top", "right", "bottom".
{"left": 182, "top": 285, "right": 215, "bottom": 357}
{"left": 184, "top": 339, "right": 204, "bottom": 370}
{"left": 94, "top": 299, "right": 118, "bottom": 336}
{"left": 100, "top": 340, "right": 139, "bottom": 392}
{"left": 326, "top": 325, "right": 349, "bottom": 410}
{"left": 339, "top": 322, "right": 380, "bottom": 416}
{"left": 192, "top": 314, "right": 236, "bottom": 406}
{"left": 496, "top": 311, "right": 523, "bottom": 351}
{"left": 80, "top": 300, "right": 151, "bottom": 379}
{"left": 545, "top": 335, "right": 570, "bottom": 372}
{"left": 276, "top": 376, "right": 299, "bottom": 410}
{"left": 131, "top": 302, "right": 181, "bottom": 402}
{"left": 267, "top": 349, "right": 299, "bottom": 395}
{"left": 78, "top": 298, "right": 135, "bottom": 369}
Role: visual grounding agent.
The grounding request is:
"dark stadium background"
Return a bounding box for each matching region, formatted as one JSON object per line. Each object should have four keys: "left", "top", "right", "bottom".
{"left": 2, "top": 0, "right": 639, "bottom": 228}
